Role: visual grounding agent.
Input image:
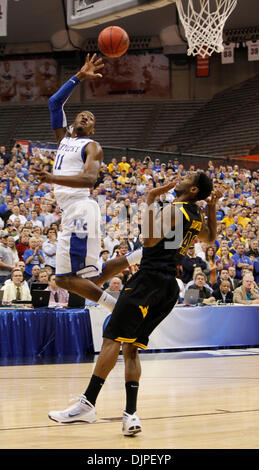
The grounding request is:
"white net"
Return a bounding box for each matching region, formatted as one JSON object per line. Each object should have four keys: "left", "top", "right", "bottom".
{"left": 175, "top": 0, "right": 238, "bottom": 57}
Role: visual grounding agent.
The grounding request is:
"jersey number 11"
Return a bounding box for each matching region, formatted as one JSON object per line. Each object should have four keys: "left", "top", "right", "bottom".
{"left": 54, "top": 154, "right": 64, "bottom": 170}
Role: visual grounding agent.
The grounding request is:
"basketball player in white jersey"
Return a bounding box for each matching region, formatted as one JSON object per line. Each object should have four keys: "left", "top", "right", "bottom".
{"left": 33, "top": 54, "right": 142, "bottom": 313}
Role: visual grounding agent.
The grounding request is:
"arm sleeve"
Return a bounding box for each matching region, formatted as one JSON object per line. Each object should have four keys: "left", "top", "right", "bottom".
{"left": 48, "top": 76, "right": 80, "bottom": 130}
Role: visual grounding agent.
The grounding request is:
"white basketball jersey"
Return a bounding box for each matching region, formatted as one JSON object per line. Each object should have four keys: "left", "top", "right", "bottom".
{"left": 53, "top": 136, "right": 93, "bottom": 208}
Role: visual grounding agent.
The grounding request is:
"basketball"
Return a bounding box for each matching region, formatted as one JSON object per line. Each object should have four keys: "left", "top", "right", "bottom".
{"left": 98, "top": 26, "right": 130, "bottom": 58}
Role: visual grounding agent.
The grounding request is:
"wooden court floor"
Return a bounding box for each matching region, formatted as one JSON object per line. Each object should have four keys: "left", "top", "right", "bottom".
{"left": 1, "top": 351, "right": 259, "bottom": 450}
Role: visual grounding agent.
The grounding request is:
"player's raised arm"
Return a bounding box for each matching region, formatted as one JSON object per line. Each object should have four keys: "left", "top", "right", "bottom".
{"left": 142, "top": 180, "right": 178, "bottom": 247}
{"left": 48, "top": 53, "right": 104, "bottom": 145}
{"left": 198, "top": 189, "right": 222, "bottom": 243}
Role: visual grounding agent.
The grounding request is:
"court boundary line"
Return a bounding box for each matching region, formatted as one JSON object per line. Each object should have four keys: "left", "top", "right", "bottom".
{"left": 1, "top": 407, "right": 259, "bottom": 433}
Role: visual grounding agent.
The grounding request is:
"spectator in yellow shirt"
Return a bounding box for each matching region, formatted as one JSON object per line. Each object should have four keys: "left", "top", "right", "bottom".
{"left": 108, "top": 158, "right": 117, "bottom": 173}
{"left": 118, "top": 156, "right": 130, "bottom": 174}
{"left": 216, "top": 239, "right": 230, "bottom": 257}
{"left": 240, "top": 229, "right": 249, "bottom": 246}
{"left": 117, "top": 170, "right": 129, "bottom": 185}
{"left": 222, "top": 208, "right": 235, "bottom": 227}
{"left": 238, "top": 208, "right": 251, "bottom": 228}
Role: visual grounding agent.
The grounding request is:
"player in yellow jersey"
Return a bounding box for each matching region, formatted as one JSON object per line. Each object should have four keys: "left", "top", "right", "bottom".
{"left": 48, "top": 172, "right": 221, "bottom": 436}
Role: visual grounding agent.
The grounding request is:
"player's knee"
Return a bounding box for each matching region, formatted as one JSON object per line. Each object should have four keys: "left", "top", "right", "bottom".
{"left": 98, "top": 338, "right": 121, "bottom": 371}
{"left": 102, "top": 337, "right": 120, "bottom": 354}
{"left": 123, "top": 343, "right": 138, "bottom": 360}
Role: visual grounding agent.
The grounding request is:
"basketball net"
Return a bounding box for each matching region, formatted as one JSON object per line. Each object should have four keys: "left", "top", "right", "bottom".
{"left": 175, "top": 0, "right": 237, "bottom": 58}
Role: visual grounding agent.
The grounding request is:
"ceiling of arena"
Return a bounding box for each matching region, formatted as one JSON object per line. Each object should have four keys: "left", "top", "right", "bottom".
{"left": 0, "top": 0, "right": 258, "bottom": 48}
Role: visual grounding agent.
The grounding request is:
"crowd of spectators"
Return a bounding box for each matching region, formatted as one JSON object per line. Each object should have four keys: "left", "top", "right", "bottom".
{"left": 0, "top": 143, "right": 258, "bottom": 308}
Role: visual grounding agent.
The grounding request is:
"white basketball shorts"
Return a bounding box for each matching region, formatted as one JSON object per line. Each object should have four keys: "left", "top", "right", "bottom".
{"left": 55, "top": 198, "right": 103, "bottom": 279}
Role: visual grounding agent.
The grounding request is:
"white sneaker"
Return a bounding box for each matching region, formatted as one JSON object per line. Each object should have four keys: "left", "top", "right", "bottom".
{"left": 122, "top": 411, "right": 142, "bottom": 436}
{"left": 48, "top": 394, "right": 97, "bottom": 424}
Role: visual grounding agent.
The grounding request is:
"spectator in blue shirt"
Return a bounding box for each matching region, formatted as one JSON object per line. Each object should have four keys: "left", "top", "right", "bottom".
{"left": 231, "top": 243, "right": 253, "bottom": 280}
{"left": 216, "top": 209, "right": 225, "bottom": 221}
{"left": 23, "top": 236, "right": 45, "bottom": 279}
{"left": 172, "top": 158, "right": 179, "bottom": 172}
{"left": 34, "top": 183, "right": 46, "bottom": 198}
{"left": 153, "top": 159, "right": 161, "bottom": 172}
{"left": 0, "top": 201, "right": 8, "bottom": 215}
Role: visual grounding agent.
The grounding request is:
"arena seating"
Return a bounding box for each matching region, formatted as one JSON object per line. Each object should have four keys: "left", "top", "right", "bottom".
{"left": 1, "top": 100, "right": 206, "bottom": 152}
{"left": 1, "top": 74, "right": 259, "bottom": 159}
{"left": 164, "top": 74, "right": 259, "bottom": 157}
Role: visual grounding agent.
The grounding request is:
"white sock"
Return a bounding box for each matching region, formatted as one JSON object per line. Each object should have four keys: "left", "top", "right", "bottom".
{"left": 98, "top": 291, "right": 117, "bottom": 312}
{"left": 126, "top": 247, "right": 143, "bottom": 266}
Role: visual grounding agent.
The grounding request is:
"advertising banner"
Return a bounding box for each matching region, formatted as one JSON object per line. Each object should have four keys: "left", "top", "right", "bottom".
{"left": 196, "top": 54, "right": 210, "bottom": 77}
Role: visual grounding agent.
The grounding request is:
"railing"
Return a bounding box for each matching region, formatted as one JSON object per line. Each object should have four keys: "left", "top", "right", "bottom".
{"left": 12, "top": 139, "right": 259, "bottom": 169}
{"left": 101, "top": 146, "right": 257, "bottom": 168}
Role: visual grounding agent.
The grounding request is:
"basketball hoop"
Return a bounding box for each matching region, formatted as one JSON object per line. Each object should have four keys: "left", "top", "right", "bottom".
{"left": 175, "top": 0, "right": 237, "bottom": 57}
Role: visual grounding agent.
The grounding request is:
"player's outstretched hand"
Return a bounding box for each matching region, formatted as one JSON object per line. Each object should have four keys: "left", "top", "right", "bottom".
{"left": 205, "top": 189, "right": 222, "bottom": 206}
{"left": 76, "top": 53, "right": 104, "bottom": 81}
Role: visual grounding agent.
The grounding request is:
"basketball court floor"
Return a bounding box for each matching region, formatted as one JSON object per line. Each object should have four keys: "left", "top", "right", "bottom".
{"left": 1, "top": 348, "right": 259, "bottom": 451}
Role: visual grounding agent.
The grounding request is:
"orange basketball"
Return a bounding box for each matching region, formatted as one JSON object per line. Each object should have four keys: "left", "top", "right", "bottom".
{"left": 98, "top": 26, "right": 130, "bottom": 58}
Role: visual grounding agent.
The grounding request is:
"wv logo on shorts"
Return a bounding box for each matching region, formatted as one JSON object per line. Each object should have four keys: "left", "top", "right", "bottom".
{"left": 73, "top": 218, "right": 88, "bottom": 239}
{"left": 138, "top": 305, "right": 149, "bottom": 318}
